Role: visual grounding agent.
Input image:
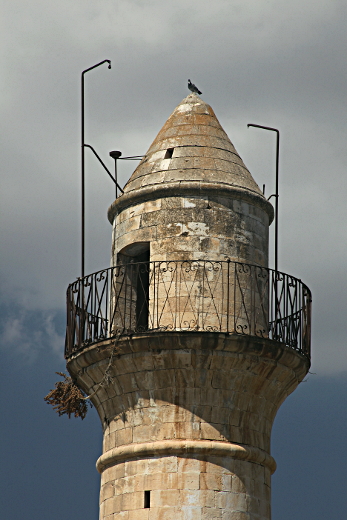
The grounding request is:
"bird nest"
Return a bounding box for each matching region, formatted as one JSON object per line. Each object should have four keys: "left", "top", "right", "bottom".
{"left": 44, "top": 372, "right": 92, "bottom": 419}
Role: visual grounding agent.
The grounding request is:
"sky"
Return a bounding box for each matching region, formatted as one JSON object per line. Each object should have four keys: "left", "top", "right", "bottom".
{"left": 1, "top": 1, "right": 346, "bottom": 519}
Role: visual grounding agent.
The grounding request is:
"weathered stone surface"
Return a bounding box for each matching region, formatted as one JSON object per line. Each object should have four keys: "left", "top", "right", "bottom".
{"left": 66, "top": 94, "right": 309, "bottom": 520}
{"left": 68, "top": 332, "right": 308, "bottom": 520}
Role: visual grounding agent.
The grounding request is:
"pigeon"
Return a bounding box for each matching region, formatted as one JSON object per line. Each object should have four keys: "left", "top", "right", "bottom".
{"left": 188, "top": 79, "right": 202, "bottom": 95}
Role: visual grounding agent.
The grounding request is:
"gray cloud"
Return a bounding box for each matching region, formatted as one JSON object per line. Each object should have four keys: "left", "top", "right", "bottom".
{"left": 2, "top": 2, "right": 346, "bottom": 371}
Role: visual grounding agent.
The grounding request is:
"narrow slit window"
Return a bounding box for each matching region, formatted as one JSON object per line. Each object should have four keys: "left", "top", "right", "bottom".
{"left": 144, "top": 490, "right": 151, "bottom": 508}
{"left": 164, "top": 148, "right": 174, "bottom": 159}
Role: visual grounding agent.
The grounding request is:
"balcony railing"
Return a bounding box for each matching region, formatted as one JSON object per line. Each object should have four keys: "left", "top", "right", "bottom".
{"left": 65, "top": 260, "right": 311, "bottom": 360}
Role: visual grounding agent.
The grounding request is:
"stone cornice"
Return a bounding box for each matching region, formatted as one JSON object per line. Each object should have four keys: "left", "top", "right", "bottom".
{"left": 107, "top": 181, "right": 274, "bottom": 224}
{"left": 96, "top": 439, "right": 277, "bottom": 474}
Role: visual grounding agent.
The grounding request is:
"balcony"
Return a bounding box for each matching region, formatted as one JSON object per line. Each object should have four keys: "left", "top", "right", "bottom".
{"left": 65, "top": 259, "right": 311, "bottom": 360}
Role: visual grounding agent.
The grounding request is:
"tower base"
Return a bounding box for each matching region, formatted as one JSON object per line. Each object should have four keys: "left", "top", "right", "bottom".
{"left": 67, "top": 332, "right": 309, "bottom": 520}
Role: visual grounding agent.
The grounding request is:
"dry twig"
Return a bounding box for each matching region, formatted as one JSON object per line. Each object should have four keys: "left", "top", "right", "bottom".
{"left": 44, "top": 372, "right": 90, "bottom": 419}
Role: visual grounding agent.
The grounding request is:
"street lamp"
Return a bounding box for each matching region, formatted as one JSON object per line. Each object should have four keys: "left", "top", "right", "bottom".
{"left": 109, "top": 151, "right": 122, "bottom": 199}
{"left": 81, "top": 59, "right": 111, "bottom": 279}
{"left": 247, "top": 124, "right": 280, "bottom": 274}
{"left": 109, "top": 152, "right": 145, "bottom": 199}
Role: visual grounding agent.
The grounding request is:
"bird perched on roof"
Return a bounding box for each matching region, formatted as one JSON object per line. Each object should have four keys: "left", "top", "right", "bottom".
{"left": 188, "top": 79, "right": 202, "bottom": 95}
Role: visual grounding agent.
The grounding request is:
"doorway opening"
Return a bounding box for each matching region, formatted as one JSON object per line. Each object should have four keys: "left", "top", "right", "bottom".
{"left": 117, "top": 242, "right": 150, "bottom": 332}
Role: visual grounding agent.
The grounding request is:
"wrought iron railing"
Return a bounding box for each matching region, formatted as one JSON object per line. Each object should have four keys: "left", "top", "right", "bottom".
{"left": 65, "top": 260, "right": 311, "bottom": 360}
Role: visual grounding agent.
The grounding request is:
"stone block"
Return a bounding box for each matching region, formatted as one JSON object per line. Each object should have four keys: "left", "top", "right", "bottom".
{"left": 133, "top": 352, "right": 155, "bottom": 371}
{"left": 229, "top": 409, "right": 241, "bottom": 427}
{"left": 122, "top": 477, "right": 136, "bottom": 495}
{"left": 211, "top": 406, "right": 230, "bottom": 425}
{"left": 116, "top": 355, "right": 138, "bottom": 375}
{"left": 204, "top": 459, "right": 229, "bottom": 475}
{"left": 161, "top": 405, "right": 185, "bottom": 423}
{"left": 104, "top": 496, "right": 120, "bottom": 515}
{"left": 151, "top": 489, "right": 180, "bottom": 507}
{"left": 201, "top": 387, "right": 221, "bottom": 407}
{"left": 177, "top": 421, "right": 201, "bottom": 439}
{"left": 229, "top": 492, "right": 250, "bottom": 512}
{"left": 121, "top": 491, "right": 143, "bottom": 511}
{"left": 180, "top": 489, "right": 200, "bottom": 506}
{"left": 162, "top": 456, "right": 179, "bottom": 473}
{"left": 144, "top": 472, "right": 163, "bottom": 490}
{"left": 151, "top": 351, "right": 167, "bottom": 370}
{"left": 223, "top": 513, "right": 251, "bottom": 520}
{"left": 200, "top": 422, "right": 223, "bottom": 441}
{"left": 115, "top": 511, "right": 130, "bottom": 520}
{"left": 182, "top": 506, "right": 202, "bottom": 520}
{"left": 259, "top": 497, "right": 270, "bottom": 518}
{"left": 200, "top": 472, "right": 223, "bottom": 491}
{"left": 104, "top": 463, "right": 125, "bottom": 482}
{"left": 202, "top": 507, "right": 222, "bottom": 519}
{"left": 153, "top": 369, "right": 174, "bottom": 389}
{"left": 128, "top": 510, "right": 149, "bottom": 520}
{"left": 249, "top": 495, "right": 260, "bottom": 513}
{"left": 116, "top": 427, "right": 132, "bottom": 446}
{"left": 125, "top": 459, "right": 146, "bottom": 477}
{"left": 144, "top": 456, "right": 178, "bottom": 475}
{"left": 177, "top": 472, "right": 200, "bottom": 490}
{"left": 115, "top": 477, "right": 125, "bottom": 495}
{"left": 157, "top": 223, "right": 183, "bottom": 238}
{"left": 129, "top": 408, "right": 144, "bottom": 428}
{"left": 172, "top": 349, "right": 192, "bottom": 368}
{"left": 103, "top": 433, "right": 110, "bottom": 452}
{"left": 216, "top": 491, "right": 230, "bottom": 509}
{"left": 221, "top": 474, "right": 233, "bottom": 492}
{"left": 133, "top": 425, "right": 157, "bottom": 443}
{"left": 232, "top": 476, "right": 247, "bottom": 494}
{"left": 145, "top": 472, "right": 178, "bottom": 490}
{"left": 172, "top": 387, "right": 200, "bottom": 409}
{"left": 191, "top": 350, "right": 213, "bottom": 369}
{"left": 100, "top": 481, "right": 115, "bottom": 503}
{"left": 175, "top": 368, "right": 195, "bottom": 388}
{"left": 148, "top": 506, "right": 183, "bottom": 520}
{"left": 117, "top": 373, "right": 139, "bottom": 393}
{"left": 178, "top": 457, "right": 202, "bottom": 473}
{"left": 133, "top": 371, "right": 155, "bottom": 391}
{"left": 133, "top": 474, "right": 146, "bottom": 492}
{"left": 156, "top": 422, "right": 177, "bottom": 441}
{"left": 161, "top": 197, "right": 183, "bottom": 209}
{"left": 192, "top": 405, "right": 212, "bottom": 423}
{"left": 151, "top": 386, "right": 175, "bottom": 406}
{"left": 105, "top": 383, "right": 118, "bottom": 399}
{"left": 195, "top": 368, "right": 213, "bottom": 388}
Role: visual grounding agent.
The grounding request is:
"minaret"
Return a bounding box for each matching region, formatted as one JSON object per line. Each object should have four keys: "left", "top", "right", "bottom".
{"left": 66, "top": 94, "right": 311, "bottom": 519}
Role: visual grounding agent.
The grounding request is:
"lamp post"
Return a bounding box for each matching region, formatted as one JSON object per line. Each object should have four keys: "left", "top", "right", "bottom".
{"left": 247, "top": 124, "right": 280, "bottom": 274}
{"left": 81, "top": 60, "right": 111, "bottom": 279}
{"left": 109, "top": 151, "right": 122, "bottom": 198}
{"left": 109, "top": 152, "right": 144, "bottom": 198}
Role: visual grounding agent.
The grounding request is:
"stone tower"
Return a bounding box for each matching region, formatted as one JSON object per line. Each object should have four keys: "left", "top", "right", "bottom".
{"left": 65, "top": 94, "right": 311, "bottom": 520}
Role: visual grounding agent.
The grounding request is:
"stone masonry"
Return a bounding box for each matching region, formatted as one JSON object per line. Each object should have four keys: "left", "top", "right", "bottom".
{"left": 66, "top": 94, "right": 310, "bottom": 519}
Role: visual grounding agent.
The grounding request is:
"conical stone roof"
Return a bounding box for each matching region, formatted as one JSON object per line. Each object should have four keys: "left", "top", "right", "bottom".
{"left": 108, "top": 94, "right": 273, "bottom": 222}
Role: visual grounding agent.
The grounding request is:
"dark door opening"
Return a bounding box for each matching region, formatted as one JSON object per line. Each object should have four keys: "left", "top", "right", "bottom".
{"left": 134, "top": 249, "right": 150, "bottom": 331}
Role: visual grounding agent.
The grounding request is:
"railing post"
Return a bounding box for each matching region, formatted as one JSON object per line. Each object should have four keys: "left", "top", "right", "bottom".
{"left": 78, "top": 278, "right": 83, "bottom": 350}
{"left": 65, "top": 286, "right": 72, "bottom": 357}
{"left": 226, "top": 259, "right": 230, "bottom": 333}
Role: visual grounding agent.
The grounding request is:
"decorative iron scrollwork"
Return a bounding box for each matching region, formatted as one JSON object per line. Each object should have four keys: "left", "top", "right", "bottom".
{"left": 64, "top": 259, "right": 311, "bottom": 361}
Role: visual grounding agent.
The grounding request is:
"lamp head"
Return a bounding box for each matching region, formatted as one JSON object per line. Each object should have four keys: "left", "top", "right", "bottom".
{"left": 110, "top": 150, "right": 122, "bottom": 159}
